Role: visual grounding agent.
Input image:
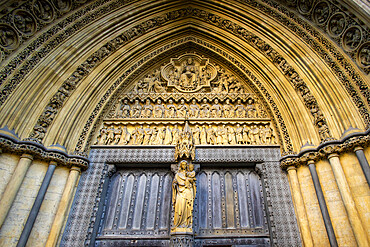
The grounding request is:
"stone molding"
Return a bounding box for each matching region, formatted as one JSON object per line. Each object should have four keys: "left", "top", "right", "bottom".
{"left": 0, "top": 127, "right": 89, "bottom": 170}
{"left": 280, "top": 128, "right": 370, "bottom": 169}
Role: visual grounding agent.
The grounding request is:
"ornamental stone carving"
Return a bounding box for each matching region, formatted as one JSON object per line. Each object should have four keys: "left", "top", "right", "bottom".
{"left": 357, "top": 42, "right": 370, "bottom": 68}
{"left": 342, "top": 26, "right": 362, "bottom": 51}
{"left": 130, "top": 53, "right": 246, "bottom": 94}
{"left": 52, "top": 0, "right": 72, "bottom": 13}
{"left": 12, "top": 10, "right": 37, "bottom": 35}
{"left": 0, "top": 24, "right": 19, "bottom": 49}
{"left": 32, "top": 0, "right": 55, "bottom": 23}
{"left": 312, "top": 2, "right": 330, "bottom": 25}
{"left": 328, "top": 13, "right": 346, "bottom": 37}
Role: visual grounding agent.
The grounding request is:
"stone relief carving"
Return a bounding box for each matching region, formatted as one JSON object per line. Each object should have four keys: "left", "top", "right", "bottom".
{"left": 14, "top": 6, "right": 366, "bottom": 153}
{"left": 357, "top": 42, "right": 370, "bottom": 68}
{"left": 0, "top": 24, "right": 18, "bottom": 49}
{"left": 130, "top": 53, "right": 246, "bottom": 94}
{"left": 312, "top": 2, "right": 330, "bottom": 25}
{"left": 342, "top": 26, "right": 362, "bottom": 51}
{"left": 12, "top": 10, "right": 37, "bottom": 35}
{"left": 32, "top": 0, "right": 55, "bottom": 22}
{"left": 110, "top": 96, "right": 266, "bottom": 120}
{"left": 328, "top": 13, "right": 346, "bottom": 37}
{"left": 52, "top": 0, "right": 72, "bottom": 13}
{"left": 0, "top": 0, "right": 368, "bottom": 130}
{"left": 94, "top": 122, "right": 277, "bottom": 146}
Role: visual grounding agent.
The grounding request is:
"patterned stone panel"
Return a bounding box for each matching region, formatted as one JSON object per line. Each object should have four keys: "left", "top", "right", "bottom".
{"left": 61, "top": 162, "right": 106, "bottom": 247}
{"left": 89, "top": 146, "right": 176, "bottom": 163}
{"left": 263, "top": 160, "right": 301, "bottom": 246}
{"left": 195, "top": 146, "right": 280, "bottom": 163}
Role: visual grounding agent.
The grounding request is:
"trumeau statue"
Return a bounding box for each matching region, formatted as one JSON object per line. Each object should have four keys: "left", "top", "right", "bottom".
{"left": 172, "top": 160, "right": 196, "bottom": 232}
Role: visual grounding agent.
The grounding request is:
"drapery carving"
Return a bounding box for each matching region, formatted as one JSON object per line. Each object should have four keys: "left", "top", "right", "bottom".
{"left": 172, "top": 160, "right": 196, "bottom": 232}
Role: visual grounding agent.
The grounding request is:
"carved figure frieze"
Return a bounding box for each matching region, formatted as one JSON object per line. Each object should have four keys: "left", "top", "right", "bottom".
{"left": 111, "top": 96, "right": 267, "bottom": 120}
{"left": 94, "top": 122, "right": 277, "bottom": 146}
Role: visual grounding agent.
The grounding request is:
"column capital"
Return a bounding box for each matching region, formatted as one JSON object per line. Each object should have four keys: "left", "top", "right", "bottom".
{"left": 353, "top": 146, "right": 363, "bottom": 152}
{"left": 21, "top": 153, "right": 33, "bottom": 160}
{"left": 286, "top": 166, "right": 297, "bottom": 172}
{"left": 307, "top": 160, "right": 315, "bottom": 166}
{"left": 49, "top": 161, "right": 58, "bottom": 166}
{"left": 327, "top": 152, "right": 339, "bottom": 159}
{"left": 70, "top": 166, "right": 81, "bottom": 173}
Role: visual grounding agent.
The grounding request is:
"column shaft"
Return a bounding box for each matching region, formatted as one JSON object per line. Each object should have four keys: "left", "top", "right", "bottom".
{"left": 0, "top": 153, "right": 33, "bottom": 229}
{"left": 328, "top": 153, "right": 369, "bottom": 247}
{"left": 354, "top": 147, "right": 370, "bottom": 185}
{"left": 287, "top": 166, "right": 314, "bottom": 247}
{"left": 308, "top": 161, "right": 338, "bottom": 247}
{"left": 16, "top": 161, "right": 57, "bottom": 247}
{"left": 45, "top": 166, "right": 80, "bottom": 247}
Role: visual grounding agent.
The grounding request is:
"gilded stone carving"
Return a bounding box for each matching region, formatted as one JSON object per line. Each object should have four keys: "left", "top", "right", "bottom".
{"left": 172, "top": 160, "right": 196, "bottom": 232}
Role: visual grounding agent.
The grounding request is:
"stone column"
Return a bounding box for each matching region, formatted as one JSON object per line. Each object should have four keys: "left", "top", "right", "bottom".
{"left": 354, "top": 146, "right": 370, "bottom": 185}
{"left": 307, "top": 160, "right": 338, "bottom": 247}
{"left": 0, "top": 153, "right": 33, "bottom": 229}
{"left": 327, "top": 153, "right": 369, "bottom": 247}
{"left": 45, "top": 166, "right": 81, "bottom": 247}
{"left": 286, "top": 166, "right": 313, "bottom": 247}
{"left": 17, "top": 161, "right": 57, "bottom": 247}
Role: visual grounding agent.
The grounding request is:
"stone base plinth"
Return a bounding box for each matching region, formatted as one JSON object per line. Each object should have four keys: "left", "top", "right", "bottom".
{"left": 170, "top": 231, "right": 194, "bottom": 247}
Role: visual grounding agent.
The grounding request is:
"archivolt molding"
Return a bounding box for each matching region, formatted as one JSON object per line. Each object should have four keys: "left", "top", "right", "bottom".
{"left": 0, "top": 0, "right": 368, "bottom": 110}
{"left": 0, "top": 2, "right": 367, "bottom": 156}
{"left": 26, "top": 6, "right": 359, "bottom": 154}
